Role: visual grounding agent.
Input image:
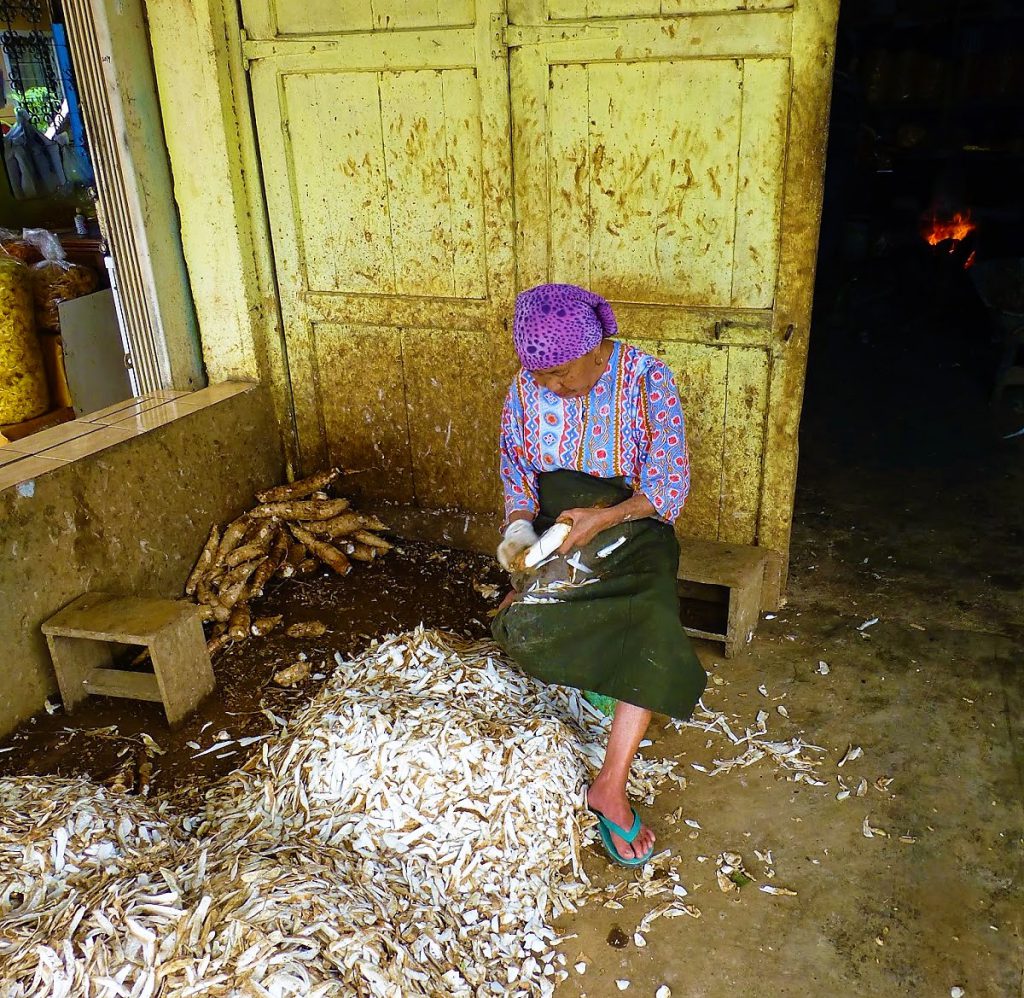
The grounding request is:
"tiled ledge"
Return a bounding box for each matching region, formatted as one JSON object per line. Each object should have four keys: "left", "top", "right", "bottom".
{"left": 0, "top": 382, "right": 255, "bottom": 493}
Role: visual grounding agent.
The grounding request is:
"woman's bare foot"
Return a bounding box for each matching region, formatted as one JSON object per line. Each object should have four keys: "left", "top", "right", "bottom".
{"left": 586, "top": 700, "right": 656, "bottom": 860}
{"left": 587, "top": 779, "right": 655, "bottom": 860}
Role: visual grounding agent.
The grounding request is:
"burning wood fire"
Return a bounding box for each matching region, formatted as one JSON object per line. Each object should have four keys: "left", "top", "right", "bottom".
{"left": 921, "top": 210, "right": 975, "bottom": 246}
{"left": 920, "top": 210, "right": 977, "bottom": 268}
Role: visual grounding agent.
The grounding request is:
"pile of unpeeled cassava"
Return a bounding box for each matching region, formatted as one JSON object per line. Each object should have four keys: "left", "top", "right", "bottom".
{"left": 183, "top": 468, "right": 391, "bottom": 655}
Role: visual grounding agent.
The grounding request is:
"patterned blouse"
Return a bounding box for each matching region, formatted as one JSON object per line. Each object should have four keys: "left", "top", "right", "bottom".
{"left": 499, "top": 340, "right": 691, "bottom": 524}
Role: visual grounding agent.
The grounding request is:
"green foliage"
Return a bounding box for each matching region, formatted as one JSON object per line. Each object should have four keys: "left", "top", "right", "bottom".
{"left": 8, "top": 86, "right": 60, "bottom": 131}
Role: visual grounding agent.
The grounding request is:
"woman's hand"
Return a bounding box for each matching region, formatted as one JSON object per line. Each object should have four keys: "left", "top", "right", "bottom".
{"left": 557, "top": 494, "right": 657, "bottom": 555}
{"left": 557, "top": 506, "right": 616, "bottom": 554}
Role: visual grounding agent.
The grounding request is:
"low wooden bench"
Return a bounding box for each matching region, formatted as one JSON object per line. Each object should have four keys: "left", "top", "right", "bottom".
{"left": 42, "top": 593, "right": 215, "bottom": 726}
{"left": 677, "top": 539, "right": 767, "bottom": 658}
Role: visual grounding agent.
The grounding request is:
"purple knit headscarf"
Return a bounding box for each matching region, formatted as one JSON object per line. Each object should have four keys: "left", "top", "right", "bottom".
{"left": 513, "top": 283, "right": 618, "bottom": 371}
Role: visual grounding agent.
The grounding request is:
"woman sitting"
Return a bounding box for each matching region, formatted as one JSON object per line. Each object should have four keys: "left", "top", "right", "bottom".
{"left": 492, "top": 283, "right": 707, "bottom": 867}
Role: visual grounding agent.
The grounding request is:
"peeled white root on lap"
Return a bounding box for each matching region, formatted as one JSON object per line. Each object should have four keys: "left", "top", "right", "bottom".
{"left": 525, "top": 521, "right": 572, "bottom": 568}
{"left": 508, "top": 520, "right": 573, "bottom": 575}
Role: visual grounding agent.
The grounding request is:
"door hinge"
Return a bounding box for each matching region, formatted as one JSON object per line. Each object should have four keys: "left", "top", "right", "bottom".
{"left": 490, "top": 10, "right": 508, "bottom": 58}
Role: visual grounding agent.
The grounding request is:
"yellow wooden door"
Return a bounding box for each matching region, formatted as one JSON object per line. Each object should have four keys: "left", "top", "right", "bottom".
{"left": 242, "top": 1, "right": 517, "bottom": 513}
{"left": 507, "top": 0, "right": 836, "bottom": 598}
{"left": 242, "top": 0, "right": 835, "bottom": 600}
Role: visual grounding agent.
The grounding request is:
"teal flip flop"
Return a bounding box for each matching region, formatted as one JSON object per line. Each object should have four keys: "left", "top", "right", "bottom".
{"left": 590, "top": 805, "right": 655, "bottom": 867}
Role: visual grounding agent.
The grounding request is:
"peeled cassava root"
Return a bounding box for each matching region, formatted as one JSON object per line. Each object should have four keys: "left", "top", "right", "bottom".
{"left": 182, "top": 468, "right": 391, "bottom": 656}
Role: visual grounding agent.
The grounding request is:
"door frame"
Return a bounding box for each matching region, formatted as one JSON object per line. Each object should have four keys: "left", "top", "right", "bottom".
{"left": 144, "top": 0, "right": 298, "bottom": 470}
{"left": 752, "top": 0, "right": 838, "bottom": 605}
{"left": 61, "top": 0, "right": 206, "bottom": 395}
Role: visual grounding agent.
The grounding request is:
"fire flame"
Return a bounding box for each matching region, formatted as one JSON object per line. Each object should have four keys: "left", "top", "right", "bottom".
{"left": 921, "top": 210, "right": 977, "bottom": 268}
{"left": 921, "top": 211, "right": 975, "bottom": 247}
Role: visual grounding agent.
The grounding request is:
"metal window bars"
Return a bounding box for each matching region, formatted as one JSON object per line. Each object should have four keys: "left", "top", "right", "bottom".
{"left": 0, "top": 2, "right": 64, "bottom": 131}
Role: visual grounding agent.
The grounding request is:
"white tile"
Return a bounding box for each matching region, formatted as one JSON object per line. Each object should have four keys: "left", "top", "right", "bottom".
{"left": 80, "top": 396, "right": 145, "bottom": 420}
{"left": 174, "top": 382, "right": 255, "bottom": 409}
{"left": 109, "top": 405, "right": 183, "bottom": 434}
{"left": 0, "top": 455, "right": 66, "bottom": 492}
{"left": 42, "top": 425, "right": 135, "bottom": 462}
{"left": 2, "top": 420, "right": 99, "bottom": 455}
{"left": 88, "top": 398, "right": 169, "bottom": 426}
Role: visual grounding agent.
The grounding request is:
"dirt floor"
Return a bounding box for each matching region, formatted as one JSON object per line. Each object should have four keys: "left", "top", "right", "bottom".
{"left": 3, "top": 260, "right": 1022, "bottom": 995}
{"left": 3, "top": 461, "right": 1020, "bottom": 997}
{"left": 0, "top": 542, "right": 506, "bottom": 798}
{"left": 561, "top": 568, "right": 1022, "bottom": 998}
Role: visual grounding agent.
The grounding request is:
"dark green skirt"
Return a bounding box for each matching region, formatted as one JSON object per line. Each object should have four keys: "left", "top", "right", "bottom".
{"left": 492, "top": 470, "right": 707, "bottom": 720}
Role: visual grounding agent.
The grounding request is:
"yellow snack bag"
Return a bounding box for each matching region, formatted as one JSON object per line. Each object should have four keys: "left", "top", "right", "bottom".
{"left": 0, "top": 254, "right": 50, "bottom": 424}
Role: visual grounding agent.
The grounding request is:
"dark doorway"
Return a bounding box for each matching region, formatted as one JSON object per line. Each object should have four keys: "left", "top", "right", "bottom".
{"left": 794, "top": 0, "right": 1024, "bottom": 635}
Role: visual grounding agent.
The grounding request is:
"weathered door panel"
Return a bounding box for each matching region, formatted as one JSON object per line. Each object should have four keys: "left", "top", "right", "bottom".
{"left": 634, "top": 338, "right": 728, "bottom": 541}
{"left": 314, "top": 322, "right": 416, "bottom": 503}
{"left": 732, "top": 58, "right": 791, "bottom": 307}
{"left": 510, "top": 9, "right": 787, "bottom": 551}
{"left": 241, "top": 0, "right": 478, "bottom": 37}
{"left": 402, "top": 327, "right": 516, "bottom": 510}
{"left": 314, "top": 323, "right": 513, "bottom": 511}
{"left": 719, "top": 345, "right": 769, "bottom": 544}
{"left": 519, "top": 0, "right": 792, "bottom": 20}
{"left": 510, "top": 15, "right": 791, "bottom": 312}
{"left": 282, "top": 71, "right": 394, "bottom": 296}
{"left": 585, "top": 59, "right": 744, "bottom": 305}
{"left": 245, "top": 4, "right": 516, "bottom": 511}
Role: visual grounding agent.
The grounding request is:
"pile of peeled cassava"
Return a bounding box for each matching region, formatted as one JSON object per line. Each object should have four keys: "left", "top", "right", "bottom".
{"left": 183, "top": 467, "right": 391, "bottom": 655}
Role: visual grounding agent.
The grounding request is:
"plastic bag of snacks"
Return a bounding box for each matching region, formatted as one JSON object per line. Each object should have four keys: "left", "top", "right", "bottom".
{"left": 0, "top": 253, "right": 49, "bottom": 424}
{"left": 23, "top": 228, "right": 97, "bottom": 332}
{"left": 0, "top": 227, "right": 42, "bottom": 265}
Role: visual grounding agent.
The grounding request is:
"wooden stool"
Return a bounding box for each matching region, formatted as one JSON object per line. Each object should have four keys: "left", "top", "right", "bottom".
{"left": 677, "top": 539, "right": 767, "bottom": 658}
{"left": 42, "top": 593, "right": 215, "bottom": 726}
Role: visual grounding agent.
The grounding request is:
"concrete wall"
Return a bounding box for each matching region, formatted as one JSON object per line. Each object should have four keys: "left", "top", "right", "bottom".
{"left": 0, "top": 385, "right": 284, "bottom": 736}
